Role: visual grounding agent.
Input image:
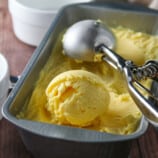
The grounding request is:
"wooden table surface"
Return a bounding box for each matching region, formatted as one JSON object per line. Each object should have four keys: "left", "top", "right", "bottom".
{"left": 0, "top": 0, "right": 158, "bottom": 158}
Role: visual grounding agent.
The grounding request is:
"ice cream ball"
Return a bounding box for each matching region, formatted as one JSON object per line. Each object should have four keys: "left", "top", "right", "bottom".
{"left": 45, "top": 70, "right": 110, "bottom": 127}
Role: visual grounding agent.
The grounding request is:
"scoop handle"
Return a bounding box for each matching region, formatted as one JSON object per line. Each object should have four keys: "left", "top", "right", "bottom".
{"left": 124, "top": 66, "right": 158, "bottom": 127}
{"left": 98, "top": 45, "right": 158, "bottom": 126}
{"left": 98, "top": 44, "right": 127, "bottom": 72}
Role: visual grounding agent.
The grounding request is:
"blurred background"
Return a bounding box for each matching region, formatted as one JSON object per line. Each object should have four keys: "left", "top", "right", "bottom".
{"left": 96, "top": 0, "right": 157, "bottom": 9}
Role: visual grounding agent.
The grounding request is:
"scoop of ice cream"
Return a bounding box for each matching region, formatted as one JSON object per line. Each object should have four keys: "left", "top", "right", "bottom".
{"left": 45, "top": 70, "right": 110, "bottom": 127}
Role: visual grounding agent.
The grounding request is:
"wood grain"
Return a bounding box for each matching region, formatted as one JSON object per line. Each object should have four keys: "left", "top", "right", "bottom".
{"left": 0, "top": 1, "right": 158, "bottom": 158}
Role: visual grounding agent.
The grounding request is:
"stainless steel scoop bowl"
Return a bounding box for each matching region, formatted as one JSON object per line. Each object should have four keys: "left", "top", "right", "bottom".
{"left": 63, "top": 19, "right": 158, "bottom": 126}
{"left": 63, "top": 20, "right": 115, "bottom": 61}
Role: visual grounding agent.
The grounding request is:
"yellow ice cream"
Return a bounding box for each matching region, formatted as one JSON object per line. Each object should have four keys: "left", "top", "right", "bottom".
{"left": 15, "top": 26, "right": 158, "bottom": 135}
{"left": 45, "top": 70, "right": 109, "bottom": 127}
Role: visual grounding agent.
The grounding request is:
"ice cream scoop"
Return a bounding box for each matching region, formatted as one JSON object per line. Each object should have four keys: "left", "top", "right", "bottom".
{"left": 62, "top": 19, "right": 158, "bottom": 126}
{"left": 45, "top": 70, "right": 110, "bottom": 127}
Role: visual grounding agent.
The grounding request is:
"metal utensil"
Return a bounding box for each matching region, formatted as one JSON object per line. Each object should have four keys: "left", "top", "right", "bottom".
{"left": 63, "top": 19, "right": 158, "bottom": 126}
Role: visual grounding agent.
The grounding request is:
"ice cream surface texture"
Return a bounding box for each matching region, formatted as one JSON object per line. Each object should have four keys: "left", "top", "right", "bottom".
{"left": 45, "top": 70, "right": 109, "bottom": 127}
{"left": 15, "top": 26, "right": 158, "bottom": 135}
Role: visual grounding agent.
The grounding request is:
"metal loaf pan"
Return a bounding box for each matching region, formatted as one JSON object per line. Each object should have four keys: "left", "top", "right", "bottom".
{"left": 3, "top": 2, "right": 158, "bottom": 158}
